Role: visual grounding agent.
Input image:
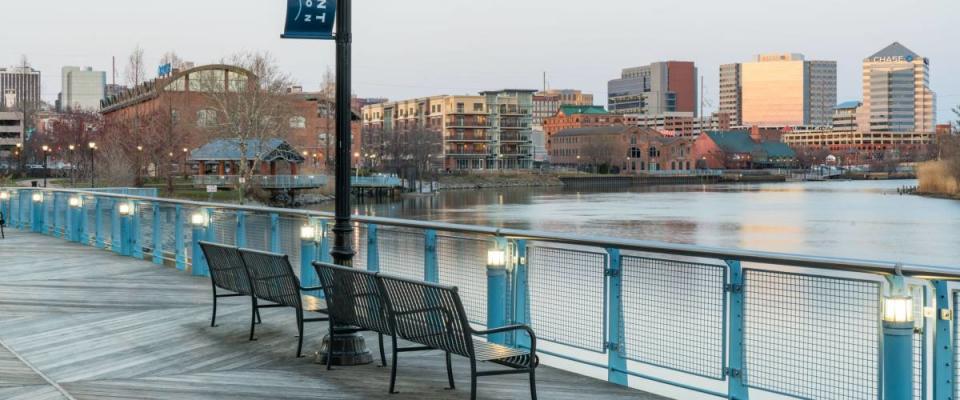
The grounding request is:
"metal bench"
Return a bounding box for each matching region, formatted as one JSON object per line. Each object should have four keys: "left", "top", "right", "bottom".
{"left": 0, "top": 211, "right": 5, "bottom": 239}
{"left": 239, "top": 248, "right": 329, "bottom": 357}
{"left": 312, "top": 262, "right": 390, "bottom": 369}
{"left": 377, "top": 274, "right": 539, "bottom": 400}
{"left": 198, "top": 241, "right": 259, "bottom": 328}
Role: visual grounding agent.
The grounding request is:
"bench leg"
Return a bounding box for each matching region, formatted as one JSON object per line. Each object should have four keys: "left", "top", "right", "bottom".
{"left": 326, "top": 319, "right": 336, "bottom": 370}
{"left": 249, "top": 297, "right": 258, "bottom": 341}
{"left": 210, "top": 285, "right": 218, "bottom": 327}
{"left": 470, "top": 360, "right": 477, "bottom": 400}
{"left": 296, "top": 309, "right": 304, "bottom": 358}
{"left": 445, "top": 351, "right": 455, "bottom": 390}
{"left": 529, "top": 368, "right": 537, "bottom": 400}
{"left": 378, "top": 334, "right": 387, "bottom": 367}
{"left": 389, "top": 336, "right": 400, "bottom": 394}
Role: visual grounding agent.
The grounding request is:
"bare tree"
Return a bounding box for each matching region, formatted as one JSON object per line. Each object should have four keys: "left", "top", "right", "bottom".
{"left": 159, "top": 51, "right": 185, "bottom": 69}
{"left": 196, "top": 52, "right": 296, "bottom": 204}
{"left": 125, "top": 45, "right": 147, "bottom": 87}
{"left": 318, "top": 67, "right": 336, "bottom": 169}
{"left": 580, "top": 138, "right": 618, "bottom": 173}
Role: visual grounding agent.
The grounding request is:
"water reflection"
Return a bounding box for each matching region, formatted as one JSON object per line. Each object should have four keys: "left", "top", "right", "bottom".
{"left": 311, "top": 179, "right": 960, "bottom": 267}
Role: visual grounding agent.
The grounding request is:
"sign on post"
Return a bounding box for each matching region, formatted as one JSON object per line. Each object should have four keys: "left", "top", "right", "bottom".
{"left": 282, "top": 0, "right": 337, "bottom": 40}
{"left": 206, "top": 185, "right": 218, "bottom": 193}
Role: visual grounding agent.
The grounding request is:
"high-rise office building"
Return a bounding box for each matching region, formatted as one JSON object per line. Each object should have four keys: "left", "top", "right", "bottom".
{"left": 732, "top": 53, "right": 836, "bottom": 127}
{"left": 0, "top": 66, "right": 42, "bottom": 110}
{"left": 861, "top": 42, "right": 936, "bottom": 133}
{"left": 719, "top": 63, "right": 742, "bottom": 126}
{"left": 59, "top": 66, "right": 107, "bottom": 111}
{"left": 607, "top": 61, "right": 697, "bottom": 116}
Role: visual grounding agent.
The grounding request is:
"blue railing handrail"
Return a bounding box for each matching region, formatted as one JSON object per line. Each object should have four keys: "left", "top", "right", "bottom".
{"left": 2, "top": 186, "right": 957, "bottom": 279}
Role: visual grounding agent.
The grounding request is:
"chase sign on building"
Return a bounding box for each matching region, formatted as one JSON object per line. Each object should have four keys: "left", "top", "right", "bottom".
{"left": 282, "top": 0, "right": 337, "bottom": 40}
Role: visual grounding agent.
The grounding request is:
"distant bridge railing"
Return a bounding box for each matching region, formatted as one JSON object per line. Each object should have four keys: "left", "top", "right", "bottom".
{"left": 1, "top": 186, "right": 955, "bottom": 400}
{"left": 352, "top": 175, "right": 403, "bottom": 188}
{"left": 192, "top": 175, "right": 328, "bottom": 189}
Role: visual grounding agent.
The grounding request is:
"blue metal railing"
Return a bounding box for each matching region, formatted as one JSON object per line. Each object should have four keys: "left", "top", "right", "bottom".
{"left": 192, "top": 175, "right": 328, "bottom": 189}
{"left": 1, "top": 186, "right": 956, "bottom": 400}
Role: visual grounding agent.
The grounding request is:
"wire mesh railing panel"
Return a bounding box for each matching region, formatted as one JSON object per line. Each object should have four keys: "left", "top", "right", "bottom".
{"left": 527, "top": 244, "right": 606, "bottom": 352}
{"left": 83, "top": 196, "right": 97, "bottom": 245}
{"left": 245, "top": 213, "right": 271, "bottom": 251}
{"left": 55, "top": 194, "right": 67, "bottom": 235}
{"left": 159, "top": 205, "right": 178, "bottom": 259}
{"left": 353, "top": 224, "right": 368, "bottom": 270}
{"left": 279, "top": 215, "right": 304, "bottom": 272}
{"left": 139, "top": 202, "right": 154, "bottom": 252}
{"left": 44, "top": 196, "right": 54, "bottom": 232}
{"left": 620, "top": 255, "right": 726, "bottom": 379}
{"left": 743, "top": 269, "right": 881, "bottom": 400}
{"left": 100, "top": 199, "right": 113, "bottom": 247}
{"left": 377, "top": 227, "right": 425, "bottom": 280}
{"left": 211, "top": 210, "right": 237, "bottom": 246}
{"left": 437, "top": 234, "right": 488, "bottom": 324}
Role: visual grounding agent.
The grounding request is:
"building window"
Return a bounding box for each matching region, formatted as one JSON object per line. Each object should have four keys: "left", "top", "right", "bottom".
{"left": 197, "top": 109, "right": 217, "bottom": 128}
{"left": 289, "top": 116, "right": 306, "bottom": 129}
{"left": 473, "top": 103, "right": 483, "bottom": 112}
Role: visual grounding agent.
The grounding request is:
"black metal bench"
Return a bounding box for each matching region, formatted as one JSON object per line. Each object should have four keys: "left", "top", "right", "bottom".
{"left": 376, "top": 274, "right": 539, "bottom": 399}
{"left": 238, "top": 248, "right": 329, "bottom": 357}
{"left": 312, "top": 262, "right": 390, "bottom": 369}
{"left": 0, "top": 211, "right": 5, "bottom": 239}
{"left": 199, "top": 241, "right": 259, "bottom": 328}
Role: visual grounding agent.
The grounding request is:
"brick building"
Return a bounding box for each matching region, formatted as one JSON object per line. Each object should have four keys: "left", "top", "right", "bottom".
{"left": 100, "top": 64, "right": 359, "bottom": 169}
{"left": 692, "top": 128, "right": 797, "bottom": 169}
{"left": 550, "top": 125, "right": 695, "bottom": 173}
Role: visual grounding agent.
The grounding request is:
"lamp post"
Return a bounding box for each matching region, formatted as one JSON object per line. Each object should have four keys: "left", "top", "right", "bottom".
{"left": 41, "top": 145, "right": 50, "bottom": 187}
{"left": 88, "top": 142, "right": 97, "bottom": 188}
{"left": 117, "top": 202, "right": 134, "bottom": 256}
{"left": 68, "top": 144, "right": 76, "bottom": 186}
{"left": 300, "top": 223, "right": 321, "bottom": 297}
{"left": 883, "top": 275, "right": 914, "bottom": 399}
{"left": 486, "top": 244, "right": 509, "bottom": 344}
{"left": 68, "top": 196, "right": 83, "bottom": 242}
{"left": 190, "top": 211, "right": 210, "bottom": 276}
{"left": 15, "top": 142, "right": 22, "bottom": 172}
{"left": 182, "top": 148, "right": 189, "bottom": 179}
{"left": 136, "top": 145, "right": 143, "bottom": 187}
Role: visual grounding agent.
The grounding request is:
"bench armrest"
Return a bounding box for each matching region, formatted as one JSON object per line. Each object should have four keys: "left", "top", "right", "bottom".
{"left": 474, "top": 324, "right": 538, "bottom": 362}
{"left": 300, "top": 285, "right": 323, "bottom": 292}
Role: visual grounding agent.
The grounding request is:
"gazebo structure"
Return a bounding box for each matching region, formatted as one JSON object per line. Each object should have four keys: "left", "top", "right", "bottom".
{"left": 189, "top": 138, "right": 327, "bottom": 197}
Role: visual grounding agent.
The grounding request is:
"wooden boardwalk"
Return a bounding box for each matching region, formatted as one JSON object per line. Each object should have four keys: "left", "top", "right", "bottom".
{"left": 0, "top": 230, "right": 668, "bottom": 400}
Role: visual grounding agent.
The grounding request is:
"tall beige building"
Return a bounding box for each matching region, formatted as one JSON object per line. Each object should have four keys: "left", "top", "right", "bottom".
{"left": 736, "top": 53, "right": 837, "bottom": 127}
{"left": 718, "top": 63, "right": 742, "bottom": 126}
{"left": 861, "top": 42, "right": 936, "bottom": 133}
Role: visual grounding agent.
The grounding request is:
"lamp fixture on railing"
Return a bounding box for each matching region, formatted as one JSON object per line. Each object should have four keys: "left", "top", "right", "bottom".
{"left": 32, "top": 192, "right": 43, "bottom": 202}
{"left": 883, "top": 295, "right": 913, "bottom": 323}
{"left": 300, "top": 225, "right": 317, "bottom": 241}
{"left": 882, "top": 273, "right": 914, "bottom": 398}
{"left": 0, "top": 191, "right": 9, "bottom": 200}
{"left": 68, "top": 196, "right": 83, "bottom": 208}
{"left": 117, "top": 203, "right": 134, "bottom": 216}
{"left": 190, "top": 212, "right": 207, "bottom": 227}
{"left": 487, "top": 249, "right": 506, "bottom": 267}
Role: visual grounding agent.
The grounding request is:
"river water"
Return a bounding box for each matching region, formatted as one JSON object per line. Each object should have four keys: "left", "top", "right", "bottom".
{"left": 314, "top": 179, "right": 960, "bottom": 267}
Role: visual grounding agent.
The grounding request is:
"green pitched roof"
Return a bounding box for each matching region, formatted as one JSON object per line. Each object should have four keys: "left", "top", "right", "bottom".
{"left": 558, "top": 105, "right": 608, "bottom": 115}
{"left": 705, "top": 131, "right": 796, "bottom": 159}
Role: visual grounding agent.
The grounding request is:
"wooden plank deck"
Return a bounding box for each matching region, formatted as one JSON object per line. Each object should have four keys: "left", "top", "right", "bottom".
{"left": 0, "top": 230, "right": 668, "bottom": 400}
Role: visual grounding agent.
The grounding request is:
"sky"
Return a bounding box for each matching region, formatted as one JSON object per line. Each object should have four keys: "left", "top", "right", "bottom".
{"left": 2, "top": 0, "right": 958, "bottom": 123}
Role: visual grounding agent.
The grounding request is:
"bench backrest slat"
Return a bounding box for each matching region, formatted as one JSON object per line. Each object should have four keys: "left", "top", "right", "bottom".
{"left": 199, "top": 241, "right": 252, "bottom": 295}
{"left": 378, "top": 275, "right": 474, "bottom": 358}
{"left": 313, "top": 262, "right": 392, "bottom": 335}
{"left": 239, "top": 249, "right": 302, "bottom": 309}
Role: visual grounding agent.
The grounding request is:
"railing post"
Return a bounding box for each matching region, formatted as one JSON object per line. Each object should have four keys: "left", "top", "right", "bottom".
{"left": 51, "top": 192, "right": 61, "bottom": 237}
{"left": 269, "top": 213, "right": 281, "bottom": 253}
{"left": 319, "top": 220, "right": 332, "bottom": 263}
{"left": 725, "top": 260, "right": 749, "bottom": 400}
{"left": 111, "top": 201, "right": 121, "bottom": 254}
{"left": 191, "top": 209, "right": 209, "bottom": 277}
{"left": 933, "top": 280, "right": 953, "bottom": 400}
{"left": 883, "top": 275, "right": 914, "bottom": 400}
{"left": 235, "top": 211, "right": 246, "bottom": 248}
{"left": 424, "top": 229, "right": 438, "bottom": 282}
{"left": 487, "top": 236, "right": 509, "bottom": 344}
{"left": 513, "top": 239, "right": 530, "bottom": 348}
{"left": 131, "top": 201, "right": 143, "bottom": 259}
{"left": 79, "top": 197, "right": 89, "bottom": 245}
{"left": 31, "top": 190, "right": 43, "bottom": 233}
{"left": 366, "top": 224, "right": 379, "bottom": 272}
{"left": 70, "top": 197, "right": 83, "bottom": 242}
{"left": 119, "top": 202, "right": 133, "bottom": 257}
{"left": 605, "top": 248, "right": 628, "bottom": 386}
{"left": 95, "top": 197, "right": 105, "bottom": 248}
{"left": 65, "top": 195, "right": 75, "bottom": 241}
{"left": 152, "top": 201, "right": 163, "bottom": 265}
{"left": 175, "top": 205, "right": 186, "bottom": 270}
{"left": 300, "top": 219, "right": 321, "bottom": 297}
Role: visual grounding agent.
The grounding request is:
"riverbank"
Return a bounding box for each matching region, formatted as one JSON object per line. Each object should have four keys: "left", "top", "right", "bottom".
{"left": 437, "top": 172, "right": 563, "bottom": 190}
{"left": 916, "top": 161, "right": 960, "bottom": 199}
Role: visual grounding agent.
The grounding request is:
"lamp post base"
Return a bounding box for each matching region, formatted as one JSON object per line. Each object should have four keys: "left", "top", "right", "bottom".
{"left": 315, "top": 331, "right": 373, "bottom": 366}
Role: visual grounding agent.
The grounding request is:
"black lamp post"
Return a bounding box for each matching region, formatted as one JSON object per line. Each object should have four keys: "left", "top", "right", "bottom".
{"left": 331, "top": 0, "right": 354, "bottom": 267}
{"left": 41, "top": 145, "right": 50, "bottom": 188}
{"left": 88, "top": 142, "right": 97, "bottom": 188}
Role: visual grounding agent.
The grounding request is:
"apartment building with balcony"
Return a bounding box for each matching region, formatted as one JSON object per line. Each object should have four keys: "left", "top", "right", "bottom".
{"left": 0, "top": 111, "right": 24, "bottom": 157}
{"left": 361, "top": 90, "right": 535, "bottom": 171}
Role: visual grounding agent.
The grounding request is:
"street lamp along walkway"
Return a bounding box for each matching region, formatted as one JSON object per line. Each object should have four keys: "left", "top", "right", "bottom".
{"left": 281, "top": 0, "right": 370, "bottom": 366}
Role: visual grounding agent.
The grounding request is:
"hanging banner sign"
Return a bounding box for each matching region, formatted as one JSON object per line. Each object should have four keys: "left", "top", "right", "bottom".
{"left": 282, "top": 0, "right": 337, "bottom": 40}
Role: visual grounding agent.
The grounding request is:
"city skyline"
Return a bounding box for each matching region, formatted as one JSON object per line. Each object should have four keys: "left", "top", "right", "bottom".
{"left": 2, "top": 0, "right": 957, "bottom": 123}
